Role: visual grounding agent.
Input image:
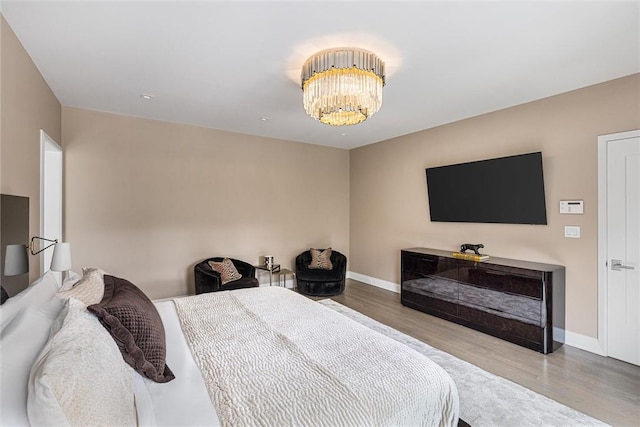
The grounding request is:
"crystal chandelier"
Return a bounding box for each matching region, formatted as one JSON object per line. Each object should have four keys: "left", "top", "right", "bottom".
{"left": 301, "top": 48, "right": 385, "bottom": 126}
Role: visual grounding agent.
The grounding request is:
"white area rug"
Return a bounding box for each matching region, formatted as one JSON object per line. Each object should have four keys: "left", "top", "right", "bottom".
{"left": 318, "top": 299, "right": 609, "bottom": 427}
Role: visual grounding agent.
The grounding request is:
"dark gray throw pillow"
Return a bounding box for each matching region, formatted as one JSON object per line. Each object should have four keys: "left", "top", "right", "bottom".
{"left": 88, "top": 275, "right": 175, "bottom": 383}
{"left": 1, "top": 286, "right": 8, "bottom": 305}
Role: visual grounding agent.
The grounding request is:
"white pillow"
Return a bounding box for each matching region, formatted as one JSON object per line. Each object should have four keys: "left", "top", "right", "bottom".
{"left": 56, "top": 268, "right": 105, "bottom": 306}
{"left": 0, "top": 271, "right": 64, "bottom": 426}
{"left": 28, "top": 298, "right": 136, "bottom": 426}
{"left": 81, "top": 266, "right": 106, "bottom": 277}
{"left": 0, "top": 270, "right": 59, "bottom": 332}
{"left": 59, "top": 271, "right": 81, "bottom": 291}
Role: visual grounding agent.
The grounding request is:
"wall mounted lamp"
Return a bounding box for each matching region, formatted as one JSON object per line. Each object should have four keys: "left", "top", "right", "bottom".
{"left": 3, "top": 244, "right": 29, "bottom": 276}
{"left": 3, "top": 237, "right": 72, "bottom": 276}
{"left": 28, "top": 236, "right": 58, "bottom": 255}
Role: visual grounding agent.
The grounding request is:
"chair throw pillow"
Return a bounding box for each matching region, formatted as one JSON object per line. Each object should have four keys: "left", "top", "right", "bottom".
{"left": 88, "top": 275, "right": 175, "bottom": 383}
{"left": 208, "top": 258, "right": 242, "bottom": 285}
{"left": 309, "top": 248, "right": 333, "bottom": 270}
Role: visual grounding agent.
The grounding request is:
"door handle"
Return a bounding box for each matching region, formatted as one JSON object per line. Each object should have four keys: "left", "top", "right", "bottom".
{"left": 611, "top": 259, "right": 635, "bottom": 271}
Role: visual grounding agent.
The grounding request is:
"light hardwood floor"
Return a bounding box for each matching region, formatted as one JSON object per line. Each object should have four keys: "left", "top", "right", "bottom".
{"left": 324, "top": 279, "right": 640, "bottom": 427}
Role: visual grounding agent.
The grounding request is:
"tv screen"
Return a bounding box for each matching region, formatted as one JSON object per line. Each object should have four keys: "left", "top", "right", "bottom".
{"left": 425, "top": 152, "right": 547, "bottom": 225}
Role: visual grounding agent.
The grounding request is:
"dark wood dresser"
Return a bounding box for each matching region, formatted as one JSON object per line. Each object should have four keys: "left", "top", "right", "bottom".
{"left": 401, "top": 248, "right": 565, "bottom": 354}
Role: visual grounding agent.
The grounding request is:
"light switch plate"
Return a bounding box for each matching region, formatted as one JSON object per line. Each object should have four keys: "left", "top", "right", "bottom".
{"left": 564, "top": 226, "right": 581, "bottom": 238}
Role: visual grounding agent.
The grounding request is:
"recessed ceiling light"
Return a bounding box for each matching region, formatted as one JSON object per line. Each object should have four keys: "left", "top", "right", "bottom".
{"left": 340, "top": 133, "right": 348, "bottom": 136}
{"left": 259, "top": 117, "right": 269, "bottom": 121}
{"left": 140, "top": 93, "right": 153, "bottom": 100}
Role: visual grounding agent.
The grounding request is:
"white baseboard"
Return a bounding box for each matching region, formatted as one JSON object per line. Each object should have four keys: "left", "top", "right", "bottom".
{"left": 348, "top": 271, "right": 606, "bottom": 357}
{"left": 347, "top": 271, "right": 400, "bottom": 293}
{"left": 564, "top": 330, "right": 605, "bottom": 355}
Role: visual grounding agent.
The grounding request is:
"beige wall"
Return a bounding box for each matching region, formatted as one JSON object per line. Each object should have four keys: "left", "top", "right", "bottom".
{"left": 63, "top": 107, "right": 349, "bottom": 299}
{"left": 350, "top": 73, "right": 640, "bottom": 339}
{"left": 0, "top": 15, "right": 62, "bottom": 290}
{"left": 3, "top": 8, "right": 638, "bottom": 340}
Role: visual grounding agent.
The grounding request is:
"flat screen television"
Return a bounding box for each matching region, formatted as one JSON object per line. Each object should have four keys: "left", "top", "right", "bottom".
{"left": 425, "top": 152, "right": 547, "bottom": 225}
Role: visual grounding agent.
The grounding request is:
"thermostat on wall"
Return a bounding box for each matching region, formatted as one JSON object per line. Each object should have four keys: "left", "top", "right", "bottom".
{"left": 559, "top": 200, "right": 584, "bottom": 214}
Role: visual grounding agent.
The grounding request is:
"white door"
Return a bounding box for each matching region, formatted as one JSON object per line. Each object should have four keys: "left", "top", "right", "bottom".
{"left": 40, "top": 130, "right": 63, "bottom": 283}
{"left": 604, "top": 131, "right": 639, "bottom": 365}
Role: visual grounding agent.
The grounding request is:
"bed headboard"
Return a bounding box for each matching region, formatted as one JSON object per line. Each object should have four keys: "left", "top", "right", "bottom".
{"left": 1, "top": 194, "right": 30, "bottom": 296}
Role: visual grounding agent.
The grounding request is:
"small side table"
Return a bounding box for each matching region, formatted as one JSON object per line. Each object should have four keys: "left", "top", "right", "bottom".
{"left": 277, "top": 268, "right": 295, "bottom": 289}
{"left": 255, "top": 264, "right": 280, "bottom": 286}
{"left": 254, "top": 265, "right": 295, "bottom": 288}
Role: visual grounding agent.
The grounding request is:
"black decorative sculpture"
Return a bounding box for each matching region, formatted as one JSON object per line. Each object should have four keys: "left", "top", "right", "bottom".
{"left": 460, "top": 243, "right": 484, "bottom": 255}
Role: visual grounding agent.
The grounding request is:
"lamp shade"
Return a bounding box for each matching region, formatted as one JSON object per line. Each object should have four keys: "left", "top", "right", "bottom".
{"left": 50, "top": 243, "right": 72, "bottom": 272}
{"left": 4, "top": 244, "right": 29, "bottom": 276}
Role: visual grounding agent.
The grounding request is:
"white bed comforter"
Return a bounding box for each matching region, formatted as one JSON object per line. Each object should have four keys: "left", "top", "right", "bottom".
{"left": 173, "top": 287, "right": 459, "bottom": 427}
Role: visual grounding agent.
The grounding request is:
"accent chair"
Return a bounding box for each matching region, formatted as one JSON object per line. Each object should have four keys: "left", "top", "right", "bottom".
{"left": 194, "top": 257, "right": 259, "bottom": 294}
{"left": 295, "top": 249, "right": 347, "bottom": 296}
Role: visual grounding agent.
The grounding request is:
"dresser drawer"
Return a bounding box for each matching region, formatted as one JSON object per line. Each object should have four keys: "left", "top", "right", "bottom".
{"left": 401, "top": 274, "right": 459, "bottom": 302}
{"left": 402, "top": 252, "right": 457, "bottom": 279}
{"left": 458, "top": 304, "right": 543, "bottom": 347}
{"left": 457, "top": 283, "right": 542, "bottom": 324}
{"left": 401, "top": 289, "right": 458, "bottom": 320}
{"left": 462, "top": 266, "right": 543, "bottom": 299}
{"left": 402, "top": 252, "right": 437, "bottom": 275}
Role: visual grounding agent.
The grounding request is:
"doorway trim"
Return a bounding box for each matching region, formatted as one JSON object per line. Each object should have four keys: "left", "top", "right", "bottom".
{"left": 40, "top": 130, "right": 63, "bottom": 280}
{"left": 597, "top": 129, "right": 640, "bottom": 357}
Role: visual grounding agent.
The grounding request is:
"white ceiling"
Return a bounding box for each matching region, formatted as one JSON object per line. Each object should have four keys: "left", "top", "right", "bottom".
{"left": 2, "top": 1, "right": 639, "bottom": 149}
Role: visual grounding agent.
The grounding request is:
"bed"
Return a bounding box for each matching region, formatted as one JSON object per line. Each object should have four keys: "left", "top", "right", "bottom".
{"left": 0, "top": 270, "right": 459, "bottom": 426}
